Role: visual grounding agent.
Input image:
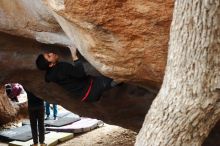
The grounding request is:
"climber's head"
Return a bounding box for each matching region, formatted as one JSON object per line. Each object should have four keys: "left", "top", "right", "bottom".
{"left": 36, "top": 52, "right": 59, "bottom": 70}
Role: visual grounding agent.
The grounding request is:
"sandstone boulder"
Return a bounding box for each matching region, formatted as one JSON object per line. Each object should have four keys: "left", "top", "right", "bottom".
{"left": 0, "top": 33, "right": 155, "bottom": 128}
{"left": 45, "top": 0, "right": 174, "bottom": 88}
{"left": 0, "top": 0, "right": 174, "bottom": 88}
{"left": 0, "top": 0, "right": 71, "bottom": 45}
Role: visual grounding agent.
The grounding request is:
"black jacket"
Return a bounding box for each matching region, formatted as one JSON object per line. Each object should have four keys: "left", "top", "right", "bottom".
{"left": 26, "top": 90, "right": 44, "bottom": 109}
{"left": 45, "top": 60, "right": 91, "bottom": 97}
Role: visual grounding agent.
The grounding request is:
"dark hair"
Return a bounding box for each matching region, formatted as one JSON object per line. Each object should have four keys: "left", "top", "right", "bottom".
{"left": 36, "top": 54, "right": 50, "bottom": 70}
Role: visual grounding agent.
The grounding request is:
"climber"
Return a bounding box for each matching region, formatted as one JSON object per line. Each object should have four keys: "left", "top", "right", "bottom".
{"left": 36, "top": 47, "right": 121, "bottom": 102}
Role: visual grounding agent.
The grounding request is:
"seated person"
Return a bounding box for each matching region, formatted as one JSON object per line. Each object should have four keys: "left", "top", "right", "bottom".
{"left": 36, "top": 47, "right": 121, "bottom": 102}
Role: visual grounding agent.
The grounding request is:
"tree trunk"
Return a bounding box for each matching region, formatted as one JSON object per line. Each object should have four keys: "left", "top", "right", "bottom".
{"left": 136, "top": 0, "right": 220, "bottom": 146}
{"left": 0, "top": 87, "right": 17, "bottom": 125}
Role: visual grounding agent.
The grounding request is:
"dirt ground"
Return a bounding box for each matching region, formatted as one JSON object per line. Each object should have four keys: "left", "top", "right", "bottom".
{"left": 58, "top": 124, "right": 136, "bottom": 146}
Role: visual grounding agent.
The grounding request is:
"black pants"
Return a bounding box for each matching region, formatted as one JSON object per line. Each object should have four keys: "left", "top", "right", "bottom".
{"left": 86, "top": 76, "right": 113, "bottom": 102}
{"left": 28, "top": 107, "right": 45, "bottom": 144}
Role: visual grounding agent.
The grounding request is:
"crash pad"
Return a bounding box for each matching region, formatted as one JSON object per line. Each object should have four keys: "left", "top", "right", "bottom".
{"left": 44, "top": 114, "right": 80, "bottom": 127}
{"left": 22, "top": 111, "right": 80, "bottom": 127}
{"left": 0, "top": 125, "right": 31, "bottom": 141}
{"left": 0, "top": 125, "right": 49, "bottom": 142}
{"left": 46, "top": 118, "right": 104, "bottom": 133}
{"left": 9, "top": 132, "right": 73, "bottom": 146}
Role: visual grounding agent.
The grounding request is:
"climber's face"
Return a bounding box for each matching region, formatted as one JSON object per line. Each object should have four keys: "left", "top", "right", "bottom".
{"left": 43, "top": 52, "right": 59, "bottom": 67}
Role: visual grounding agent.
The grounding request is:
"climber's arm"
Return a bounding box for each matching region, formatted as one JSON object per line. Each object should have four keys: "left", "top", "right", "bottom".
{"left": 68, "top": 46, "right": 79, "bottom": 61}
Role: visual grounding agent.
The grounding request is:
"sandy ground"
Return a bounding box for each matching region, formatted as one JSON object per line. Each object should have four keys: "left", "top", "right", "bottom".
{"left": 58, "top": 124, "right": 136, "bottom": 146}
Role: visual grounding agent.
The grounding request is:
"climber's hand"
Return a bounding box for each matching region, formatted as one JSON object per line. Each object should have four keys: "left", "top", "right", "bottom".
{"left": 68, "top": 46, "right": 79, "bottom": 61}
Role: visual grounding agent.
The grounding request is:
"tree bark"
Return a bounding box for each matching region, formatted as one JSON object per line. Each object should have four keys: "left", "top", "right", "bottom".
{"left": 136, "top": 0, "right": 220, "bottom": 146}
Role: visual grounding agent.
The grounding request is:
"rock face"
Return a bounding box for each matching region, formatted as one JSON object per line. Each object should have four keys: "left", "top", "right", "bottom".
{"left": 0, "top": 0, "right": 174, "bottom": 128}
{"left": 0, "top": 0, "right": 174, "bottom": 89}
{"left": 46, "top": 0, "right": 174, "bottom": 88}
{"left": 0, "top": 0, "right": 71, "bottom": 45}
{"left": 0, "top": 88, "right": 17, "bottom": 124}
{"left": 0, "top": 32, "right": 155, "bottom": 129}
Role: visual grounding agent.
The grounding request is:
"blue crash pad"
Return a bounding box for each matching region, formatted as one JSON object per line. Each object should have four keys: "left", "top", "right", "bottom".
{"left": 0, "top": 125, "right": 49, "bottom": 142}
{"left": 44, "top": 112, "right": 80, "bottom": 127}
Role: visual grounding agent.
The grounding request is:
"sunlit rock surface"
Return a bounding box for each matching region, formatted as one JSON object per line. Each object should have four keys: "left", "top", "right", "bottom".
{"left": 0, "top": 0, "right": 174, "bottom": 127}
{"left": 45, "top": 0, "right": 174, "bottom": 88}
{"left": 0, "top": 0, "right": 71, "bottom": 45}
{"left": 0, "top": 0, "right": 174, "bottom": 88}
